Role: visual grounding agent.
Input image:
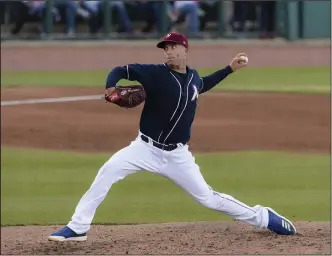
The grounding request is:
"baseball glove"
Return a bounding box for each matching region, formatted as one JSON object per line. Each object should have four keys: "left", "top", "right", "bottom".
{"left": 105, "top": 85, "right": 146, "bottom": 108}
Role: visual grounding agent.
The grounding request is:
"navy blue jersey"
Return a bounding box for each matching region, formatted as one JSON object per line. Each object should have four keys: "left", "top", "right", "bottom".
{"left": 106, "top": 63, "right": 233, "bottom": 145}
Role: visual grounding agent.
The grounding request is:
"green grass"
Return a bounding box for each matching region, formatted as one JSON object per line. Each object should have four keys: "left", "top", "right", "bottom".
{"left": 1, "top": 67, "right": 330, "bottom": 94}
{"left": 1, "top": 147, "right": 330, "bottom": 226}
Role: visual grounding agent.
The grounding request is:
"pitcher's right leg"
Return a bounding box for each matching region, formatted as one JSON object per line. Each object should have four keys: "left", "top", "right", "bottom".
{"left": 48, "top": 139, "right": 159, "bottom": 241}
{"left": 160, "top": 146, "right": 296, "bottom": 236}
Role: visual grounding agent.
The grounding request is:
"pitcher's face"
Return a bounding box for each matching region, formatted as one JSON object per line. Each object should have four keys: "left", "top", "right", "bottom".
{"left": 163, "top": 43, "right": 187, "bottom": 65}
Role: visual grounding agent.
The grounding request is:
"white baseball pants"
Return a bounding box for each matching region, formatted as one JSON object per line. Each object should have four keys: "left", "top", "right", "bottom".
{"left": 68, "top": 133, "right": 269, "bottom": 234}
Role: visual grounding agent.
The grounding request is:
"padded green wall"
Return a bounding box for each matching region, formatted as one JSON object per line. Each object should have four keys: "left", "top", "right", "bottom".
{"left": 301, "top": 0, "right": 330, "bottom": 38}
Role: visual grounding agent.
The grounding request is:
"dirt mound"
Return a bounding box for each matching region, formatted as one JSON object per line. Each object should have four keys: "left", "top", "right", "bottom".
{"left": 1, "top": 222, "right": 330, "bottom": 255}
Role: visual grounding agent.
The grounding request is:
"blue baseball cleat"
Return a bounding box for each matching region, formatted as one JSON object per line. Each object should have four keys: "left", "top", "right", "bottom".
{"left": 267, "top": 207, "right": 296, "bottom": 235}
{"left": 48, "top": 226, "right": 87, "bottom": 242}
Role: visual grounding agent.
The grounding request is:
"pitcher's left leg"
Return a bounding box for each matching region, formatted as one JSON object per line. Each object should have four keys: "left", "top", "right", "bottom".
{"left": 160, "top": 147, "right": 296, "bottom": 235}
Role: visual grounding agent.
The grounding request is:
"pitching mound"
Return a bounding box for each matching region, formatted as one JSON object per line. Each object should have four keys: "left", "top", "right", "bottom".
{"left": 1, "top": 221, "right": 330, "bottom": 255}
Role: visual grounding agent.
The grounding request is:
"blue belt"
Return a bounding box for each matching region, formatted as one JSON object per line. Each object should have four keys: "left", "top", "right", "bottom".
{"left": 140, "top": 135, "right": 180, "bottom": 151}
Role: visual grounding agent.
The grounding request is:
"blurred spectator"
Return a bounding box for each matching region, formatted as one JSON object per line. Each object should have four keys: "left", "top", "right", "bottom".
{"left": 196, "top": 0, "right": 217, "bottom": 32}
{"left": 230, "top": 1, "right": 260, "bottom": 34}
{"left": 231, "top": 1, "right": 249, "bottom": 32}
{"left": 169, "top": 1, "right": 200, "bottom": 34}
{"left": 41, "top": 0, "right": 81, "bottom": 37}
{"left": 12, "top": 0, "right": 86, "bottom": 37}
{"left": 51, "top": 0, "right": 82, "bottom": 37}
{"left": 79, "top": 0, "right": 132, "bottom": 34}
{"left": 137, "top": 0, "right": 200, "bottom": 34}
{"left": 259, "top": 0, "right": 276, "bottom": 38}
{"left": 11, "top": 1, "right": 60, "bottom": 35}
{"left": 135, "top": 1, "right": 164, "bottom": 33}
{"left": 247, "top": 1, "right": 259, "bottom": 30}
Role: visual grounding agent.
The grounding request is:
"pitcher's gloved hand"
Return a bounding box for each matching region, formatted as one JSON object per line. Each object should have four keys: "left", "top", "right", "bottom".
{"left": 105, "top": 85, "right": 146, "bottom": 108}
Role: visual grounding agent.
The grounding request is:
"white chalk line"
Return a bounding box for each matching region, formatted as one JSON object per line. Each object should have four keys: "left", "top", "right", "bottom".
{"left": 0, "top": 93, "right": 222, "bottom": 107}
{"left": 1, "top": 95, "right": 104, "bottom": 106}
{"left": 2, "top": 89, "right": 315, "bottom": 107}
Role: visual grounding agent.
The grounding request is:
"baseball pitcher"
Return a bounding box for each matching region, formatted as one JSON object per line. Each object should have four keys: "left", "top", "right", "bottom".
{"left": 48, "top": 32, "right": 296, "bottom": 242}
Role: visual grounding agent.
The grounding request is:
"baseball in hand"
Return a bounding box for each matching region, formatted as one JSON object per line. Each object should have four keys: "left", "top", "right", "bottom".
{"left": 240, "top": 56, "right": 248, "bottom": 64}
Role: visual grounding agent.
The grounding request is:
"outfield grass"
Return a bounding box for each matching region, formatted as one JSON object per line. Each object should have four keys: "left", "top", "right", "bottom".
{"left": 1, "top": 67, "right": 330, "bottom": 94}
{"left": 1, "top": 147, "right": 330, "bottom": 226}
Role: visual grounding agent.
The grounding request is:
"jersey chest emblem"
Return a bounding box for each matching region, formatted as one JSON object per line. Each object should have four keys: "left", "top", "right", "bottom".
{"left": 191, "top": 84, "right": 199, "bottom": 102}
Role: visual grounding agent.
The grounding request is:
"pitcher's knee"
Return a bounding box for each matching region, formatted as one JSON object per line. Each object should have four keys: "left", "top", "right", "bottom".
{"left": 197, "top": 195, "right": 221, "bottom": 210}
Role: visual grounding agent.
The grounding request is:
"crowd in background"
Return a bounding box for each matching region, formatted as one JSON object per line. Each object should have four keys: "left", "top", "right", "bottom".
{"left": 5, "top": 0, "right": 277, "bottom": 39}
